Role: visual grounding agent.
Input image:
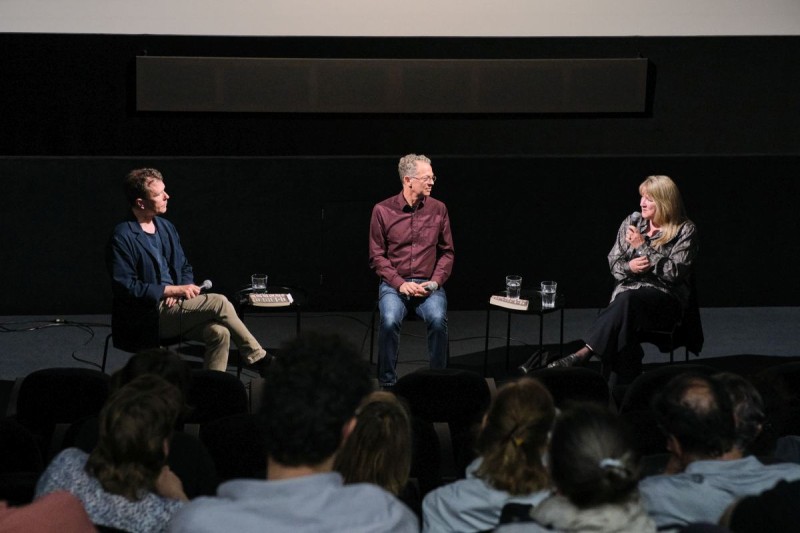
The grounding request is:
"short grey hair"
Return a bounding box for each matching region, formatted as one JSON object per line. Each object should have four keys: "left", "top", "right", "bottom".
{"left": 397, "top": 154, "right": 431, "bottom": 182}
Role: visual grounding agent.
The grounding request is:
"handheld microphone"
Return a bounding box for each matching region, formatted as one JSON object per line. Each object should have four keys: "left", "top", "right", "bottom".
{"left": 630, "top": 211, "right": 642, "bottom": 226}
{"left": 199, "top": 279, "right": 212, "bottom": 291}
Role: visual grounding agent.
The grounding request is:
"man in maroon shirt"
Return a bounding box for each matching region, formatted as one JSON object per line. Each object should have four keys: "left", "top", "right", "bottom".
{"left": 368, "top": 154, "right": 455, "bottom": 388}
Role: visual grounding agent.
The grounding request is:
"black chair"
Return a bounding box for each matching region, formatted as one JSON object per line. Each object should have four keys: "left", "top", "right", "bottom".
{"left": 393, "top": 368, "right": 491, "bottom": 495}
{"left": 498, "top": 502, "right": 535, "bottom": 525}
{"left": 198, "top": 413, "right": 267, "bottom": 485}
{"left": 638, "top": 275, "right": 704, "bottom": 364}
{"left": 0, "top": 417, "right": 45, "bottom": 505}
{"left": 617, "top": 363, "right": 717, "bottom": 414}
{"left": 752, "top": 362, "right": 800, "bottom": 439}
{"left": 527, "top": 366, "right": 612, "bottom": 410}
{"left": 102, "top": 296, "right": 198, "bottom": 373}
{"left": 103, "top": 296, "right": 241, "bottom": 376}
{"left": 10, "top": 367, "right": 110, "bottom": 460}
{"left": 184, "top": 369, "right": 249, "bottom": 425}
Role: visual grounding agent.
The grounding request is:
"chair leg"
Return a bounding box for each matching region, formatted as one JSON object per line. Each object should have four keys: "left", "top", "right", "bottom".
{"left": 669, "top": 332, "right": 675, "bottom": 364}
{"left": 102, "top": 333, "right": 113, "bottom": 373}
{"left": 369, "top": 306, "right": 376, "bottom": 365}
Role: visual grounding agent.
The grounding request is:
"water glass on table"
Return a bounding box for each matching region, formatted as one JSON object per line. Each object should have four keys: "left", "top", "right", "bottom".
{"left": 506, "top": 275, "right": 522, "bottom": 300}
{"left": 541, "top": 281, "right": 557, "bottom": 308}
{"left": 251, "top": 273, "right": 268, "bottom": 293}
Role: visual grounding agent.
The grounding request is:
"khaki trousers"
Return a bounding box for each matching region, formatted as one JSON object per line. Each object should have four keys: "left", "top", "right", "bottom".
{"left": 159, "top": 293, "right": 263, "bottom": 371}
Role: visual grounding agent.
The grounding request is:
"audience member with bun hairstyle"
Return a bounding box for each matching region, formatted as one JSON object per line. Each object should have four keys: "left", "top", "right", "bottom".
{"left": 498, "top": 403, "right": 655, "bottom": 532}
{"left": 422, "top": 377, "right": 555, "bottom": 533}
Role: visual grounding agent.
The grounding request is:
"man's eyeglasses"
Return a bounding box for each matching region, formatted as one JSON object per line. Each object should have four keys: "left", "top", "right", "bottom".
{"left": 411, "top": 175, "right": 437, "bottom": 184}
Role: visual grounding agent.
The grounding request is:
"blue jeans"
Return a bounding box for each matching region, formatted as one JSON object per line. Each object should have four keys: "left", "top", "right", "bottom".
{"left": 377, "top": 280, "right": 448, "bottom": 386}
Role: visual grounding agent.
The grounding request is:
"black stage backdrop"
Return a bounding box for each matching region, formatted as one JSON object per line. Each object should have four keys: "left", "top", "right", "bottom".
{"left": 1, "top": 34, "right": 798, "bottom": 314}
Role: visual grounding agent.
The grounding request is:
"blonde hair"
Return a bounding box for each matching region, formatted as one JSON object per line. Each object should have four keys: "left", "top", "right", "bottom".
{"left": 639, "top": 175, "right": 689, "bottom": 247}
{"left": 334, "top": 391, "right": 412, "bottom": 496}
{"left": 475, "top": 378, "right": 555, "bottom": 495}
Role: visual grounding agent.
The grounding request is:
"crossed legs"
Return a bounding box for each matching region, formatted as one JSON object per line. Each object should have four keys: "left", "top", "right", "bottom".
{"left": 159, "top": 293, "right": 265, "bottom": 371}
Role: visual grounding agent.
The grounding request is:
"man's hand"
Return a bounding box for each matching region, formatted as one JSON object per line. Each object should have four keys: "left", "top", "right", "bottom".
{"left": 399, "top": 281, "right": 429, "bottom": 298}
{"left": 163, "top": 284, "right": 202, "bottom": 307}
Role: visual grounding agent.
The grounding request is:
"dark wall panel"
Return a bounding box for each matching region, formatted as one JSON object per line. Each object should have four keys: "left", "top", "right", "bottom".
{"left": 136, "top": 57, "right": 648, "bottom": 113}
{"left": 1, "top": 156, "right": 797, "bottom": 315}
{"left": 1, "top": 34, "right": 798, "bottom": 157}
{"left": 0, "top": 34, "right": 798, "bottom": 315}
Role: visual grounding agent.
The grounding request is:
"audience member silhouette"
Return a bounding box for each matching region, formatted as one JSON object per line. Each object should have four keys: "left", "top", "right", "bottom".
{"left": 638, "top": 373, "right": 800, "bottom": 529}
{"left": 334, "top": 391, "right": 413, "bottom": 496}
{"left": 35, "top": 375, "right": 188, "bottom": 532}
{"left": 169, "top": 333, "right": 419, "bottom": 533}
{"left": 721, "top": 478, "right": 800, "bottom": 532}
{"left": 497, "top": 403, "right": 656, "bottom": 532}
{"left": 72, "top": 348, "right": 217, "bottom": 497}
{"left": 713, "top": 372, "right": 766, "bottom": 456}
{"left": 421, "top": 377, "right": 555, "bottom": 532}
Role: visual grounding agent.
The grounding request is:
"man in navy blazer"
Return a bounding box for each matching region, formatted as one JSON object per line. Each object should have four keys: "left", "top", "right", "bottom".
{"left": 107, "top": 168, "right": 267, "bottom": 371}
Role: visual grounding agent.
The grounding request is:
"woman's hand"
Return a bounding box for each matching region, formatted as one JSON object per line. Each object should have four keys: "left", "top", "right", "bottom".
{"left": 629, "top": 256, "right": 652, "bottom": 274}
{"left": 626, "top": 225, "right": 646, "bottom": 248}
{"left": 155, "top": 465, "right": 188, "bottom": 501}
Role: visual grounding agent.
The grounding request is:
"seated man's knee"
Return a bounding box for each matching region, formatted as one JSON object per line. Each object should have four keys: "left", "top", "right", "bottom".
{"left": 203, "top": 322, "right": 230, "bottom": 344}
{"left": 379, "top": 309, "right": 404, "bottom": 331}
{"left": 378, "top": 297, "right": 406, "bottom": 328}
{"left": 206, "top": 293, "right": 232, "bottom": 310}
{"left": 426, "top": 310, "right": 447, "bottom": 330}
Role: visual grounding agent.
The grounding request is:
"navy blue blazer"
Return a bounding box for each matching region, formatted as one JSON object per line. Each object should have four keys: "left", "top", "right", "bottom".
{"left": 106, "top": 216, "right": 195, "bottom": 351}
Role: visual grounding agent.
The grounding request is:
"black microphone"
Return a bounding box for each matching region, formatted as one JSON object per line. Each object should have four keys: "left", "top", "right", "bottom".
{"left": 628, "top": 212, "right": 649, "bottom": 257}
{"left": 199, "top": 279, "right": 212, "bottom": 292}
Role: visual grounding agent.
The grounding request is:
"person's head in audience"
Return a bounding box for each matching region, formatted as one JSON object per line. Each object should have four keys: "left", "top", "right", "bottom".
{"left": 261, "top": 332, "right": 372, "bottom": 477}
{"left": 474, "top": 377, "right": 555, "bottom": 495}
{"left": 333, "top": 391, "right": 412, "bottom": 496}
{"left": 652, "top": 373, "right": 737, "bottom": 471}
{"left": 714, "top": 372, "right": 765, "bottom": 455}
{"left": 111, "top": 347, "right": 191, "bottom": 395}
{"left": 549, "top": 403, "right": 640, "bottom": 508}
{"left": 86, "top": 374, "right": 183, "bottom": 500}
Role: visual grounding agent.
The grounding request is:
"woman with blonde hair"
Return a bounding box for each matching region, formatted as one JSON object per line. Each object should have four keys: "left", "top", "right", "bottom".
{"left": 548, "top": 175, "right": 698, "bottom": 384}
{"left": 334, "top": 390, "right": 412, "bottom": 497}
{"left": 422, "top": 377, "right": 555, "bottom": 532}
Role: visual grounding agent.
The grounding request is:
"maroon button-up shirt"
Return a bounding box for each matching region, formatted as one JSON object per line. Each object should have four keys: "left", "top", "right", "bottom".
{"left": 368, "top": 192, "right": 455, "bottom": 290}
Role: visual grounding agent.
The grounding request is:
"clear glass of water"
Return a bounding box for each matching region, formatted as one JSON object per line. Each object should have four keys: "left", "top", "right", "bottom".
{"left": 541, "top": 281, "right": 557, "bottom": 308}
{"left": 251, "top": 273, "right": 268, "bottom": 293}
{"left": 506, "top": 275, "right": 522, "bottom": 299}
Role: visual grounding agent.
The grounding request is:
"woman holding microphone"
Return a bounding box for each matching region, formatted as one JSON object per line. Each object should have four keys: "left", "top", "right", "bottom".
{"left": 548, "top": 175, "right": 698, "bottom": 384}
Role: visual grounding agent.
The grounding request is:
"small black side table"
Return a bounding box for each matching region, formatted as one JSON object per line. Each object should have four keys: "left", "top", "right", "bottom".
{"left": 234, "top": 285, "right": 306, "bottom": 377}
{"left": 483, "top": 289, "right": 566, "bottom": 376}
